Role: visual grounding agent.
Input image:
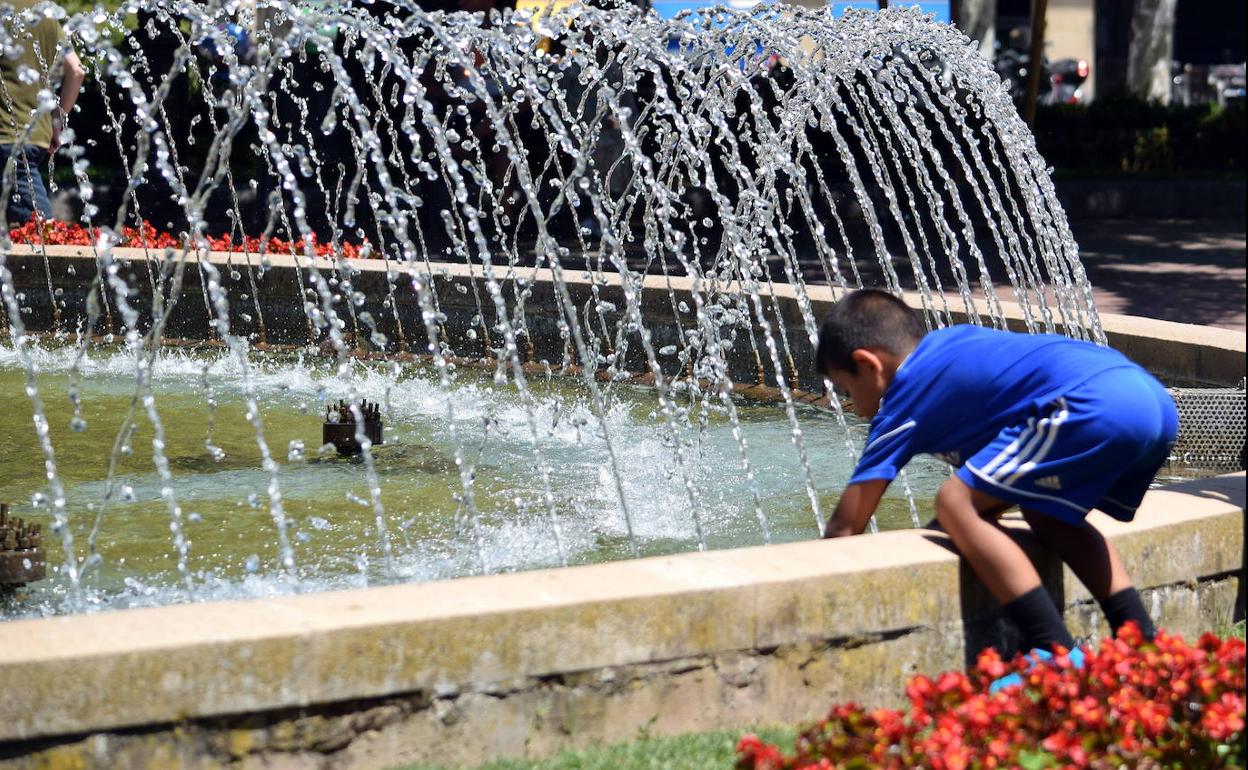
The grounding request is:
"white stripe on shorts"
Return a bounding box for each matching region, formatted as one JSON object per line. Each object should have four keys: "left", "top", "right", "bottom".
{"left": 1003, "top": 400, "right": 1070, "bottom": 485}
{"left": 991, "top": 415, "right": 1052, "bottom": 481}
{"left": 962, "top": 461, "right": 1088, "bottom": 514}
{"left": 988, "top": 398, "right": 1070, "bottom": 484}
{"left": 980, "top": 415, "right": 1039, "bottom": 476}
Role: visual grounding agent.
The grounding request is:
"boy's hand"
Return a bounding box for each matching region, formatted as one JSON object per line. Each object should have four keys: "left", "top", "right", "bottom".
{"left": 822, "top": 479, "right": 889, "bottom": 538}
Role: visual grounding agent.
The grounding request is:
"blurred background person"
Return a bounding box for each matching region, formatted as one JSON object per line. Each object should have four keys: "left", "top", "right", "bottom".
{"left": 0, "top": 0, "right": 86, "bottom": 226}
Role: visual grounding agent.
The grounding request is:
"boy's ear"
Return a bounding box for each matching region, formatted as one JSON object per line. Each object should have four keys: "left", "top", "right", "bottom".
{"left": 850, "top": 348, "right": 884, "bottom": 375}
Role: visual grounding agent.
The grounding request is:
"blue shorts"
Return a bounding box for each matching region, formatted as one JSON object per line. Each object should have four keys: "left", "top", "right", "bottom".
{"left": 957, "top": 367, "right": 1178, "bottom": 525}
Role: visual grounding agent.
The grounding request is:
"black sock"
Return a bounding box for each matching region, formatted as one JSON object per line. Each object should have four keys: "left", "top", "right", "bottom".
{"left": 1099, "top": 587, "right": 1157, "bottom": 640}
{"left": 1003, "top": 586, "right": 1076, "bottom": 652}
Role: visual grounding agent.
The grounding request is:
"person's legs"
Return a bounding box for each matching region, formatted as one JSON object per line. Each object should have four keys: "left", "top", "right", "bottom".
{"left": 1021, "top": 511, "right": 1131, "bottom": 599}
{"left": 1023, "top": 510, "right": 1156, "bottom": 639}
{"left": 20, "top": 145, "right": 52, "bottom": 219}
{"left": 936, "top": 478, "right": 1036, "bottom": 600}
{"left": 1, "top": 143, "right": 51, "bottom": 226}
{"left": 935, "top": 476, "right": 1075, "bottom": 651}
{"left": 2, "top": 143, "right": 32, "bottom": 226}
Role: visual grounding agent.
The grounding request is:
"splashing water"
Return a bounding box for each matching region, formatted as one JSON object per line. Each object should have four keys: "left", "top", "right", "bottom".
{"left": 0, "top": 1, "right": 1102, "bottom": 617}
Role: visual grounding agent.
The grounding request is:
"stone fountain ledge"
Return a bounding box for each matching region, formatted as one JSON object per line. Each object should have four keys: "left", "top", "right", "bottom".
{"left": 0, "top": 473, "right": 1242, "bottom": 770}
{"left": 3, "top": 244, "right": 1244, "bottom": 386}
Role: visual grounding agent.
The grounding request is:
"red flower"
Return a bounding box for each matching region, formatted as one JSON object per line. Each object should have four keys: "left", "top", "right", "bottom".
{"left": 736, "top": 627, "right": 1245, "bottom": 770}
{"left": 8, "top": 216, "right": 370, "bottom": 259}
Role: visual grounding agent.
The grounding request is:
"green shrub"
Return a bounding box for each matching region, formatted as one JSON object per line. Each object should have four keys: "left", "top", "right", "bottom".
{"left": 1032, "top": 97, "right": 1245, "bottom": 177}
{"left": 1126, "top": 125, "right": 1174, "bottom": 172}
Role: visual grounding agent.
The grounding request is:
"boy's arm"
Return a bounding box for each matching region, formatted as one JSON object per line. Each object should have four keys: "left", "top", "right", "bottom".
{"left": 822, "top": 479, "right": 889, "bottom": 538}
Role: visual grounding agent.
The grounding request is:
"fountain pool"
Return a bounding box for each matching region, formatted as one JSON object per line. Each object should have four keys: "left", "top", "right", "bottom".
{"left": 0, "top": 0, "right": 1235, "bottom": 630}
{"left": 0, "top": 341, "right": 952, "bottom": 618}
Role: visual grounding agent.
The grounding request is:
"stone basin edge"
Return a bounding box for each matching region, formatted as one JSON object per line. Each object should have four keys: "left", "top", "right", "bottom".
{"left": 0, "top": 472, "right": 1241, "bottom": 745}
{"left": 3, "top": 245, "right": 1243, "bottom": 385}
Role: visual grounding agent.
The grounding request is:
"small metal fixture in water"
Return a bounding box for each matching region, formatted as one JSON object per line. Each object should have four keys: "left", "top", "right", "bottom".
{"left": 323, "top": 400, "right": 385, "bottom": 457}
{"left": 0, "top": 504, "right": 45, "bottom": 587}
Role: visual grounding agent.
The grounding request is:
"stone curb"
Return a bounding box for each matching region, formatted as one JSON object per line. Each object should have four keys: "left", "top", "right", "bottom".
{"left": 0, "top": 473, "right": 1240, "bottom": 747}
{"left": 4, "top": 246, "right": 1242, "bottom": 385}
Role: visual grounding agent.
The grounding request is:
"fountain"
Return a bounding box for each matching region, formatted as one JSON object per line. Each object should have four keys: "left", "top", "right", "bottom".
{"left": 0, "top": 2, "right": 1241, "bottom": 765}
{"left": 0, "top": 0, "right": 1121, "bottom": 616}
{"left": 323, "top": 398, "right": 385, "bottom": 456}
{"left": 0, "top": 503, "right": 45, "bottom": 588}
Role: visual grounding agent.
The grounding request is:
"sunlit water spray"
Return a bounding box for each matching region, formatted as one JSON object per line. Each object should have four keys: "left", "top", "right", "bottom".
{"left": 0, "top": 1, "right": 1102, "bottom": 617}
{"left": 0, "top": 342, "right": 954, "bottom": 617}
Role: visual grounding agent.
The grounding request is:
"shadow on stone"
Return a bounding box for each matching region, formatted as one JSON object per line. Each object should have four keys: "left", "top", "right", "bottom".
{"left": 921, "top": 521, "right": 1068, "bottom": 666}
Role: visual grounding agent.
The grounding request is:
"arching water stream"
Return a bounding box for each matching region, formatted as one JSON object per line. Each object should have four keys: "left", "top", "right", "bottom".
{"left": 1, "top": 1, "right": 1103, "bottom": 617}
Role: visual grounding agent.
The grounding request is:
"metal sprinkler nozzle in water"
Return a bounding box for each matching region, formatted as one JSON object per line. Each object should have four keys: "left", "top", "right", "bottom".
{"left": 323, "top": 400, "right": 385, "bottom": 457}
{"left": 0, "top": 503, "right": 46, "bottom": 588}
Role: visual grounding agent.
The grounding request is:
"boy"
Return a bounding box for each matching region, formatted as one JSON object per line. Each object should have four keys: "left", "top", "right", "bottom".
{"left": 817, "top": 289, "right": 1176, "bottom": 657}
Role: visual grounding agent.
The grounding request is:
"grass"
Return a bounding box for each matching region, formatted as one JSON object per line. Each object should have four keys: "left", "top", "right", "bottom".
{"left": 1213, "top": 614, "right": 1246, "bottom": 641}
{"left": 391, "top": 726, "right": 796, "bottom": 770}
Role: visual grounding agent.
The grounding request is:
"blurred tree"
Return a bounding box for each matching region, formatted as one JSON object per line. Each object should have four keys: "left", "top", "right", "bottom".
{"left": 952, "top": 0, "right": 997, "bottom": 59}
{"left": 1127, "top": 0, "right": 1177, "bottom": 103}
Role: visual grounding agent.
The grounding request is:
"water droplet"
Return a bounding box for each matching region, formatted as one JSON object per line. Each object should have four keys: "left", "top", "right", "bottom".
{"left": 244, "top": 554, "right": 260, "bottom": 573}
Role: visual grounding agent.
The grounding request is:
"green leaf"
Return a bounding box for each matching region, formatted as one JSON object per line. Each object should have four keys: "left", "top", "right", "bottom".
{"left": 1018, "top": 748, "right": 1057, "bottom": 770}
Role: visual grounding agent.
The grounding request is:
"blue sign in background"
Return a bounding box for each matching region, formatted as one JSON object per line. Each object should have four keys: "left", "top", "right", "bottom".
{"left": 830, "top": 1, "right": 949, "bottom": 22}
{"left": 652, "top": 1, "right": 950, "bottom": 23}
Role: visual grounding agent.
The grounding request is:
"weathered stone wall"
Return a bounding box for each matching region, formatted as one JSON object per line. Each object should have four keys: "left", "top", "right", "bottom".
{"left": 0, "top": 474, "right": 1241, "bottom": 770}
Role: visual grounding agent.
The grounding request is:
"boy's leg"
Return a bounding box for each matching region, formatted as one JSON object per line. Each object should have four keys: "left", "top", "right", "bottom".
{"left": 935, "top": 476, "right": 1075, "bottom": 651}
{"left": 1022, "top": 511, "right": 1156, "bottom": 639}
{"left": 1020, "top": 511, "right": 1130, "bottom": 599}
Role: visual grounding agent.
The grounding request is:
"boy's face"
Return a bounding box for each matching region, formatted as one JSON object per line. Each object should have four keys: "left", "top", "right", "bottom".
{"left": 824, "top": 351, "right": 890, "bottom": 420}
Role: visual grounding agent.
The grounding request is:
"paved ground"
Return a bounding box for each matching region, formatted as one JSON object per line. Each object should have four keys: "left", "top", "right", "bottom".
{"left": 731, "top": 214, "right": 1246, "bottom": 333}
{"left": 1070, "top": 217, "right": 1246, "bottom": 332}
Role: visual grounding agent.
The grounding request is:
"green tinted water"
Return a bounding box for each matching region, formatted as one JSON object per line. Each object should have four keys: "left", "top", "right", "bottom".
{"left": 0, "top": 343, "right": 944, "bottom": 618}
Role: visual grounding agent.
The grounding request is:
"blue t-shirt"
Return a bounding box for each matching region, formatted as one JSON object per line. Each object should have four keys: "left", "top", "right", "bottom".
{"left": 848, "top": 325, "right": 1140, "bottom": 485}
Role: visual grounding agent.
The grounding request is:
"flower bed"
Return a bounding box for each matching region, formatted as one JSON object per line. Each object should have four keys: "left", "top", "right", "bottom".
{"left": 6, "top": 217, "right": 366, "bottom": 258}
{"left": 737, "top": 626, "right": 1246, "bottom": 770}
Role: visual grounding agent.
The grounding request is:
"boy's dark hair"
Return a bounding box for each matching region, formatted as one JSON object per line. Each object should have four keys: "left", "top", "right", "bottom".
{"left": 815, "top": 289, "right": 925, "bottom": 374}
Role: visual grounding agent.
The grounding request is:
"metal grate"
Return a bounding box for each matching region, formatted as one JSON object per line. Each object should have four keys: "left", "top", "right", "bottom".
{"left": 1168, "top": 380, "right": 1246, "bottom": 472}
